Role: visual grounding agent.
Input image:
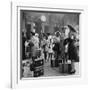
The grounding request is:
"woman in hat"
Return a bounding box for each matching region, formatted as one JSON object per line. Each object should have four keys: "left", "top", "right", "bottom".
{"left": 63, "top": 25, "right": 77, "bottom": 74}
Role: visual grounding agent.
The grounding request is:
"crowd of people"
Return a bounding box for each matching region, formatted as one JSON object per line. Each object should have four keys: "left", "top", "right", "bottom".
{"left": 22, "top": 24, "right": 79, "bottom": 76}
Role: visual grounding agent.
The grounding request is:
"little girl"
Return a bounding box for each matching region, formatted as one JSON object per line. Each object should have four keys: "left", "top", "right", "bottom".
{"left": 48, "top": 38, "right": 54, "bottom": 62}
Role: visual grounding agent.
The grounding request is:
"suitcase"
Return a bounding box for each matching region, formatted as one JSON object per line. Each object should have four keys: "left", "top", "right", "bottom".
{"left": 59, "top": 61, "right": 72, "bottom": 73}
{"left": 34, "top": 66, "right": 44, "bottom": 71}
{"left": 31, "top": 65, "right": 44, "bottom": 77}
{"left": 51, "top": 59, "right": 59, "bottom": 67}
{"left": 30, "top": 58, "right": 44, "bottom": 77}
{"left": 33, "top": 69, "right": 44, "bottom": 77}
{"left": 34, "top": 59, "right": 44, "bottom": 67}
{"left": 30, "top": 59, "right": 44, "bottom": 69}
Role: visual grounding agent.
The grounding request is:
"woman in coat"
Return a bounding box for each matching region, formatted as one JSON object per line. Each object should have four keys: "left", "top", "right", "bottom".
{"left": 63, "top": 25, "right": 77, "bottom": 74}
{"left": 64, "top": 34, "right": 77, "bottom": 74}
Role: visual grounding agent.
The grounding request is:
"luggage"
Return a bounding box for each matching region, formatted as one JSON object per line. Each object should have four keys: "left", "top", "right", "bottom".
{"left": 51, "top": 59, "right": 59, "bottom": 67}
{"left": 30, "top": 63, "right": 44, "bottom": 77}
{"left": 51, "top": 55, "right": 62, "bottom": 67}
{"left": 30, "top": 58, "right": 44, "bottom": 69}
{"left": 33, "top": 69, "right": 44, "bottom": 77}
{"left": 33, "top": 59, "right": 44, "bottom": 67}
{"left": 59, "top": 60, "right": 72, "bottom": 73}
{"left": 30, "top": 57, "right": 44, "bottom": 77}
{"left": 33, "top": 65, "right": 44, "bottom": 77}
{"left": 34, "top": 66, "right": 44, "bottom": 71}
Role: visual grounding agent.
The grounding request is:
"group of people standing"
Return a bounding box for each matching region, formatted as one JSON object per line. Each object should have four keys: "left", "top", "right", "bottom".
{"left": 22, "top": 24, "right": 79, "bottom": 74}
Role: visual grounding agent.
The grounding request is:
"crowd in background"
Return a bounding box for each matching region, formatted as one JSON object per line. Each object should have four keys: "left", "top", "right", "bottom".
{"left": 22, "top": 24, "right": 79, "bottom": 75}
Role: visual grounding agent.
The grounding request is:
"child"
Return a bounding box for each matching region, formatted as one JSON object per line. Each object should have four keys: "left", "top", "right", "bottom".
{"left": 23, "top": 61, "right": 33, "bottom": 77}
{"left": 48, "top": 38, "right": 54, "bottom": 62}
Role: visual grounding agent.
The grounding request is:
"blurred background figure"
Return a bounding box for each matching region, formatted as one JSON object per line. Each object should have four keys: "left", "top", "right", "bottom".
{"left": 22, "top": 30, "right": 26, "bottom": 60}
{"left": 48, "top": 37, "right": 54, "bottom": 62}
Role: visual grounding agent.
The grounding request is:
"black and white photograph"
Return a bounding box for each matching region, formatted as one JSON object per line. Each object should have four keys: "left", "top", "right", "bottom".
{"left": 20, "top": 9, "right": 80, "bottom": 78}
{"left": 10, "top": 1, "right": 89, "bottom": 89}
{"left": 0, "top": 0, "right": 89, "bottom": 89}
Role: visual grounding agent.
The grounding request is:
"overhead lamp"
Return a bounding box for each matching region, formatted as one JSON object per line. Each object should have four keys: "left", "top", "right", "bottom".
{"left": 40, "top": 15, "right": 46, "bottom": 22}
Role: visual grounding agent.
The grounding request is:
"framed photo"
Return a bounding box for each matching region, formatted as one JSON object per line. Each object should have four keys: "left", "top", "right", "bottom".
{"left": 11, "top": 2, "right": 87, "bottom": 88}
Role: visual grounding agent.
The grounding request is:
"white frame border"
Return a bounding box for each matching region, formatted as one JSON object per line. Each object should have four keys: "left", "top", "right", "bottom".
{"left": 11, "top": 2, "right": 88, "bottom": 89}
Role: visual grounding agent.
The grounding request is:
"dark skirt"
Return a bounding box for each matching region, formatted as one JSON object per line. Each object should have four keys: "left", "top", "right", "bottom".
{"left": 68, "top": 45, "right": 78, "bottom": 61}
